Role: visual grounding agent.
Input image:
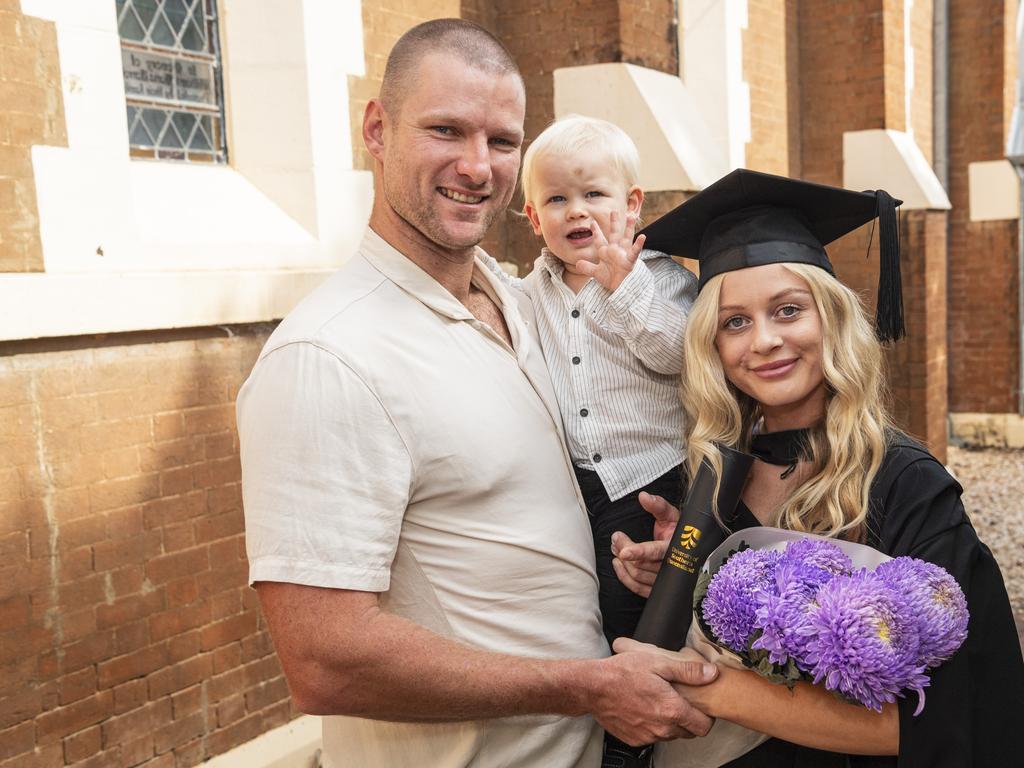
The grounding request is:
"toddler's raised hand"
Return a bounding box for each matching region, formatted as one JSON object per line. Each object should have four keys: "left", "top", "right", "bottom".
{"left": 575, "top": 211, "right": 645, "bottom": 293}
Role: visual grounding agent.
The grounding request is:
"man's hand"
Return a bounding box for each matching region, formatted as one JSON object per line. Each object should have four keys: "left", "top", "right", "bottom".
{"left": 611, "top": 492, "right": 679, "bottom": 598}
{"left": 587, "top": 643, "right": 718, "bottom": 746}
{"left": 574, "top": 211, "right": 645, "bottom": 293}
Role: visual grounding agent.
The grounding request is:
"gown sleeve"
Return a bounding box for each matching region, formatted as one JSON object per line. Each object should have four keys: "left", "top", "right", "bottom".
{"left": 870, "top": 447, "right": 1024, "bottom": 768}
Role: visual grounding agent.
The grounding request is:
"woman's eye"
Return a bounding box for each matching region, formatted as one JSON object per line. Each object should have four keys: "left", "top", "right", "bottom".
{"left": 778, "top": 304, "right": 801, "bottom": 318}
{"left": 723, "top": 316, "right": 748, "bottom": 330}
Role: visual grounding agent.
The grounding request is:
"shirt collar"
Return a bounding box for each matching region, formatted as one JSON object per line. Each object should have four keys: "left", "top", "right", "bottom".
{"left": 358, "top": 228, "right": 528, "bottom": 347}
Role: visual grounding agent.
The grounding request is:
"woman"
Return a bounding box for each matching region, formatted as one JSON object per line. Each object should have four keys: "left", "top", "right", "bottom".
{"left": 613, "top": 169, "right": 1024, "bottom": 767}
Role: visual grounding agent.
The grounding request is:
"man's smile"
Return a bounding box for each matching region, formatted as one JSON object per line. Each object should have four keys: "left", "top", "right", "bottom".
{"left": 438, "top": 187, "right": 487, "bottom": 204}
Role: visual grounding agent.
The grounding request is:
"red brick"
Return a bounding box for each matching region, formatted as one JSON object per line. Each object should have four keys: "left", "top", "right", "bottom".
{"left": 215, "top": 694, "right": 244, "bottom": 728}
{"left": 165, "top": 577, "right": 199, "bottom": 609}
{"left": 58, "top": 667, "right": 96, "bottom": 706}
{"left": 193, "top": 510, "right": 242, "bottom": 545}
{"left": 204, "top": 711, "right": 262, "bottom": 757}
{"left": 153, "top": 711, "right": 204, "bottom": 755}
{"left": 209, "top": 590, "right": 240, "bottom": 618}
{"left": 170, "top": 685, "right": 203, "bottom": 720}
{"left": 167, "top": 631, "right": 201, "bottom": 664}
{"left": 88, "top": 474, "right": 160, "bottom": 514}
{"left": 112, "top": 680, "right": 147, "bottom": 716}
{"left": 0, "top": 742, "right": 63, "bottom": 768}
{"left": 96, "top": 643, "right": 168, "bottom": 689}
{"left": 244, "top": 676, "right": 289, "bottom": 713}
{"left": 35, "top": 690, "right": 113, "bottom": 744}
{"left": 161, "top": 520, "right": 195, "bottom": 552}
{"left": 0, "top": 722, "right": 34, "bottom": 762}
{"left": 61, "top": 631, "right": 114, "bottom": 674}
{"left": 145, "top": 548, "right": 209, "bottom": 586}
{"left": 138, "top": 439, "right": 203, "bottom": 474}
{"left": 92, "top": 531, "right": 160, "bottom": 571}
{"left": 203, "top": 432, "right": 235, "bottom": 460}
{"left": 240, "top": 631, "right": 275, "bottom": 663}
{"left": 0, "top": 595, "right": 28, "bottom": 632}
{"left": 95, "top": 590, "right": 165, "bottom": 630}
{"left": 200, "top": 611, "right": 256, "bottom": 652}
{"left": 114, "top": 619, "right": 149, "bottom": 656}
{"left": 0, "top": 686, "right": 42, "bottom": 731}
{"left": 141, "top": 491, "right": 205, "bottom": 530}
{"left": 149, "top": 601, "right": 212, "bottom": 643}
{"left": 211, "top": 643, "right": 241, "bottom": 675}
{"left": 147, "top": 654, "right": 212, "bottom": 699}
{"left": 206, "top": 666, "right": 245, "bottom": 704}
{"left": 100, "top": 698, "right": 171, "bottom": 749}
{"left": 172, "top": 736, "right": 206, "bottom": 768}
{"left": 183, "top": 405, "right": 235, "bottom": 436}
{"left": 105, "top": 507, "right": 143, "bottom": 541}
{"left": 62, "top": 724, "right": 100, "bottom": 763}
{"left": 118, "top": 734, "right": 154, "bottom": 766}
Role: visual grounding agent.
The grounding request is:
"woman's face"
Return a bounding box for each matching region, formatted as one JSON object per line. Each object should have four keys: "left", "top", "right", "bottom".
{"left": 714, "top": 264, "right": 827, "bottom": 431}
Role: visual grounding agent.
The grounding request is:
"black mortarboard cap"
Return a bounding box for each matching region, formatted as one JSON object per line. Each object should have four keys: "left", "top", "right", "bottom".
{"left": 639, "top": 169, "right": 905, "bottom": 342}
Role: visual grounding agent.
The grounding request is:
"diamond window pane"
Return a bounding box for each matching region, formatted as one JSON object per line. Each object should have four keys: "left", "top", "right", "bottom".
{"left": 119, "top": 0, "right": 226, "bottom": 163}
{"left": 118, "top": 7, "right": 145, "bottom": 41}
{"left": 180, "top": 18, "right": 205, "bottom": 51}
{"left": 150, "top": 13, "right": 175, "bottom": 46}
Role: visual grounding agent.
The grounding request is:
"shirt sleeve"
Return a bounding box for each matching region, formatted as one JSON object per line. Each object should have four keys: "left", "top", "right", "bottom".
{"left": 872, "top": 457, "right": 1024, "bottom": 768}
{"left": 237, "top": 340, "right": 414, "bottom": 592}
{"left": 590, "top": 252, "right": 697, "bottom": 375}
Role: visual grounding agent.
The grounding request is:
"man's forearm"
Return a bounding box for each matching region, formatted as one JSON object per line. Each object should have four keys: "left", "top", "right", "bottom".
{"left": 258, "top": 582, "right": 598, "bottom": 721}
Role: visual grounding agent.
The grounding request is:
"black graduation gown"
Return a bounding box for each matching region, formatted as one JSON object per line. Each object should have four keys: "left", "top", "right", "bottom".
{"left": 721, "top": 433, "right": 1024, "bottom": 768}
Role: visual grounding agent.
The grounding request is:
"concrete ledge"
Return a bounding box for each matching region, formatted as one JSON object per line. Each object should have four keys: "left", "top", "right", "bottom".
{"left": 553, "top": 63, "right": 727, "bottom": 192}
{"left": 950, "top": 412, "right": 1024, "bottom": 448}
{"left": 0, "top": 269, "right": 333, "bottom": 342}
{"left": 843, "top": 129, "right": 951, "bottom": 210}
{"left": 968, "top": 160, "right": 1020, "bottom": 221}
{"left": 203, "top": 715, "right": 321, "bottom": 768}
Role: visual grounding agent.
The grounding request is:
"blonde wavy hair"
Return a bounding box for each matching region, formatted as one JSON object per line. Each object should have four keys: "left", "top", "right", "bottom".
{"left": 681, "top": 263, "right": 893, "bottom": 542}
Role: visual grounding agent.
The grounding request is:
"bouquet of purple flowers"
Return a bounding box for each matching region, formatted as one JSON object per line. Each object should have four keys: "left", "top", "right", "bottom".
{"left": 693, "top": 531, "right": 969, "bottom": 715}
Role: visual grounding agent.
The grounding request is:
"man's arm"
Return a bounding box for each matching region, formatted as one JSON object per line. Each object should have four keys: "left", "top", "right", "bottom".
{"left": 257, "top": 581, "right": 719, "bottom": 747}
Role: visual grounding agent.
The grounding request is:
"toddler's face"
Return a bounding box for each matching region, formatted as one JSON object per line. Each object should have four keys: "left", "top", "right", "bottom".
{"left": 525, "top": 150, "right": 641, "bottom": 276}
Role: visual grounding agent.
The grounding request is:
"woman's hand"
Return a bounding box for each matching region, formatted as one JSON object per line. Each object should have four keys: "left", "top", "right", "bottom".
{"left": 611, "top": 492, "right": 680, "bottom": 598}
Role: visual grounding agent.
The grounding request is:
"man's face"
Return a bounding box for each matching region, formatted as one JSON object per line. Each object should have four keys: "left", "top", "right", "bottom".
{"left": 379, "top": 52, "right": 526, "bottom": 251}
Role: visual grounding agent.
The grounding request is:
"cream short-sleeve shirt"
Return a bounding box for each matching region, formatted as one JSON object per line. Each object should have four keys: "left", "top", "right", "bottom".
{"left": 238, "top": 229, "right": 607, "bottom": 768}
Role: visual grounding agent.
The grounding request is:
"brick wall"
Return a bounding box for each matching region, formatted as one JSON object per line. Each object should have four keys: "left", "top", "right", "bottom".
{"left": 0, "top": 6, "right": 66, "bottom": 272}
{"left": 948, "top": 0, "right": 1020, "bottom": 413}
{"left": 743, "top": 0, "right": 798, "bottom": 176}
{"left": 0, "top": 327, "right": 293, "bottom": 768}
{"left": 885, "top": 211, "right": 949, "bottom": 462}
{"left": 346, "top": 0, "right": 461, "bottom": 174}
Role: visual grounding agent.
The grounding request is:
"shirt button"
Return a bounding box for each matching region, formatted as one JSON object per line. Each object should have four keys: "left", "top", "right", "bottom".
{"left": 571, "top": 309, "right": 580, "bottom": 318}
{"left": 580, "top": 408, "right": 589, "bottom": 417}
{"left": 593, "top": 453, "right": 602, "bottom": 463}
{"left": 572, "top": 356, "right": 581, "bottom": 365}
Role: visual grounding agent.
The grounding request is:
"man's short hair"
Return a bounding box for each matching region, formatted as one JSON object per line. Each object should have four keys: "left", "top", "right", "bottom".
{"left": 380, "top": 18, "right": 522, "bottom": 115}
{"left": 521, "top": 115, "right": 642, "bottom": 208}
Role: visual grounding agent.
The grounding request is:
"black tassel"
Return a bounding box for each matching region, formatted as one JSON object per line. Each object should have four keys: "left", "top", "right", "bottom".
{"left": 873, "top": 190, "right": 904, "bottom": 342}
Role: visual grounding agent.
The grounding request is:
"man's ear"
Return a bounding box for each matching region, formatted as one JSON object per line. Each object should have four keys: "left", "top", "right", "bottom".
{"left": 363, "top": 98, "right": 387, "bottom": 161}
{"left": 525, "top": 202, "right": 543, "bottom": 235}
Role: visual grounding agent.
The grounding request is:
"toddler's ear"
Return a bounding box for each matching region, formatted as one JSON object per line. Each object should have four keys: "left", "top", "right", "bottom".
{"left": 524, "top": 203, "right": 543, "bottom": 235}
{"left": 627, "top": 185, "right": 644, "bottom": 216}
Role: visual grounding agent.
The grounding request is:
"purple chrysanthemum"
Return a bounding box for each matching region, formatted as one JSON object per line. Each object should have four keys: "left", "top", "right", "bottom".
{"left": 875, "top": 557, "right": 969, "bottom": 668}
{"left": 751, "top": 580, "right": 819, "bottom": 667}
{"left": 702, "top": 548, "right": 781, "bottom": 652}
{"left": 801, "top": 569, "right": 929, "bottom": 713}
{"left": 778, "top": 539, "right": 853, "bottom": 580}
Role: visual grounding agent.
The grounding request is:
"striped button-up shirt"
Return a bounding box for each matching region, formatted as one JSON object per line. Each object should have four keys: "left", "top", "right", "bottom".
{"left": 513, "top": 249, "right": 697, "bottom": 501}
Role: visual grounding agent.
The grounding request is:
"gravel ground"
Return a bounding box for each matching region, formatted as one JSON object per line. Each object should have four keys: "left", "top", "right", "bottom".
{"left": 946, "top": 446, "right": 1024, "bottom": 648}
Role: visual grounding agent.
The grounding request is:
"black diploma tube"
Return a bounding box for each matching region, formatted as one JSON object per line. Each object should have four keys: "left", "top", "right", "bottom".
{"left": 632, "top": 444, "right": 754, "bottom": 650}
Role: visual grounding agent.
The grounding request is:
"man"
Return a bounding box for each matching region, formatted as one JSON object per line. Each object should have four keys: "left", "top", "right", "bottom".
{"left": 237, "top": 19, "right": 715, "bottom": 768}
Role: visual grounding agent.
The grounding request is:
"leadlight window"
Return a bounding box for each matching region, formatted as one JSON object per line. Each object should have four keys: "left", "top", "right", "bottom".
{"left": 117, "top": 0, "right": 227, "bottom": 163}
